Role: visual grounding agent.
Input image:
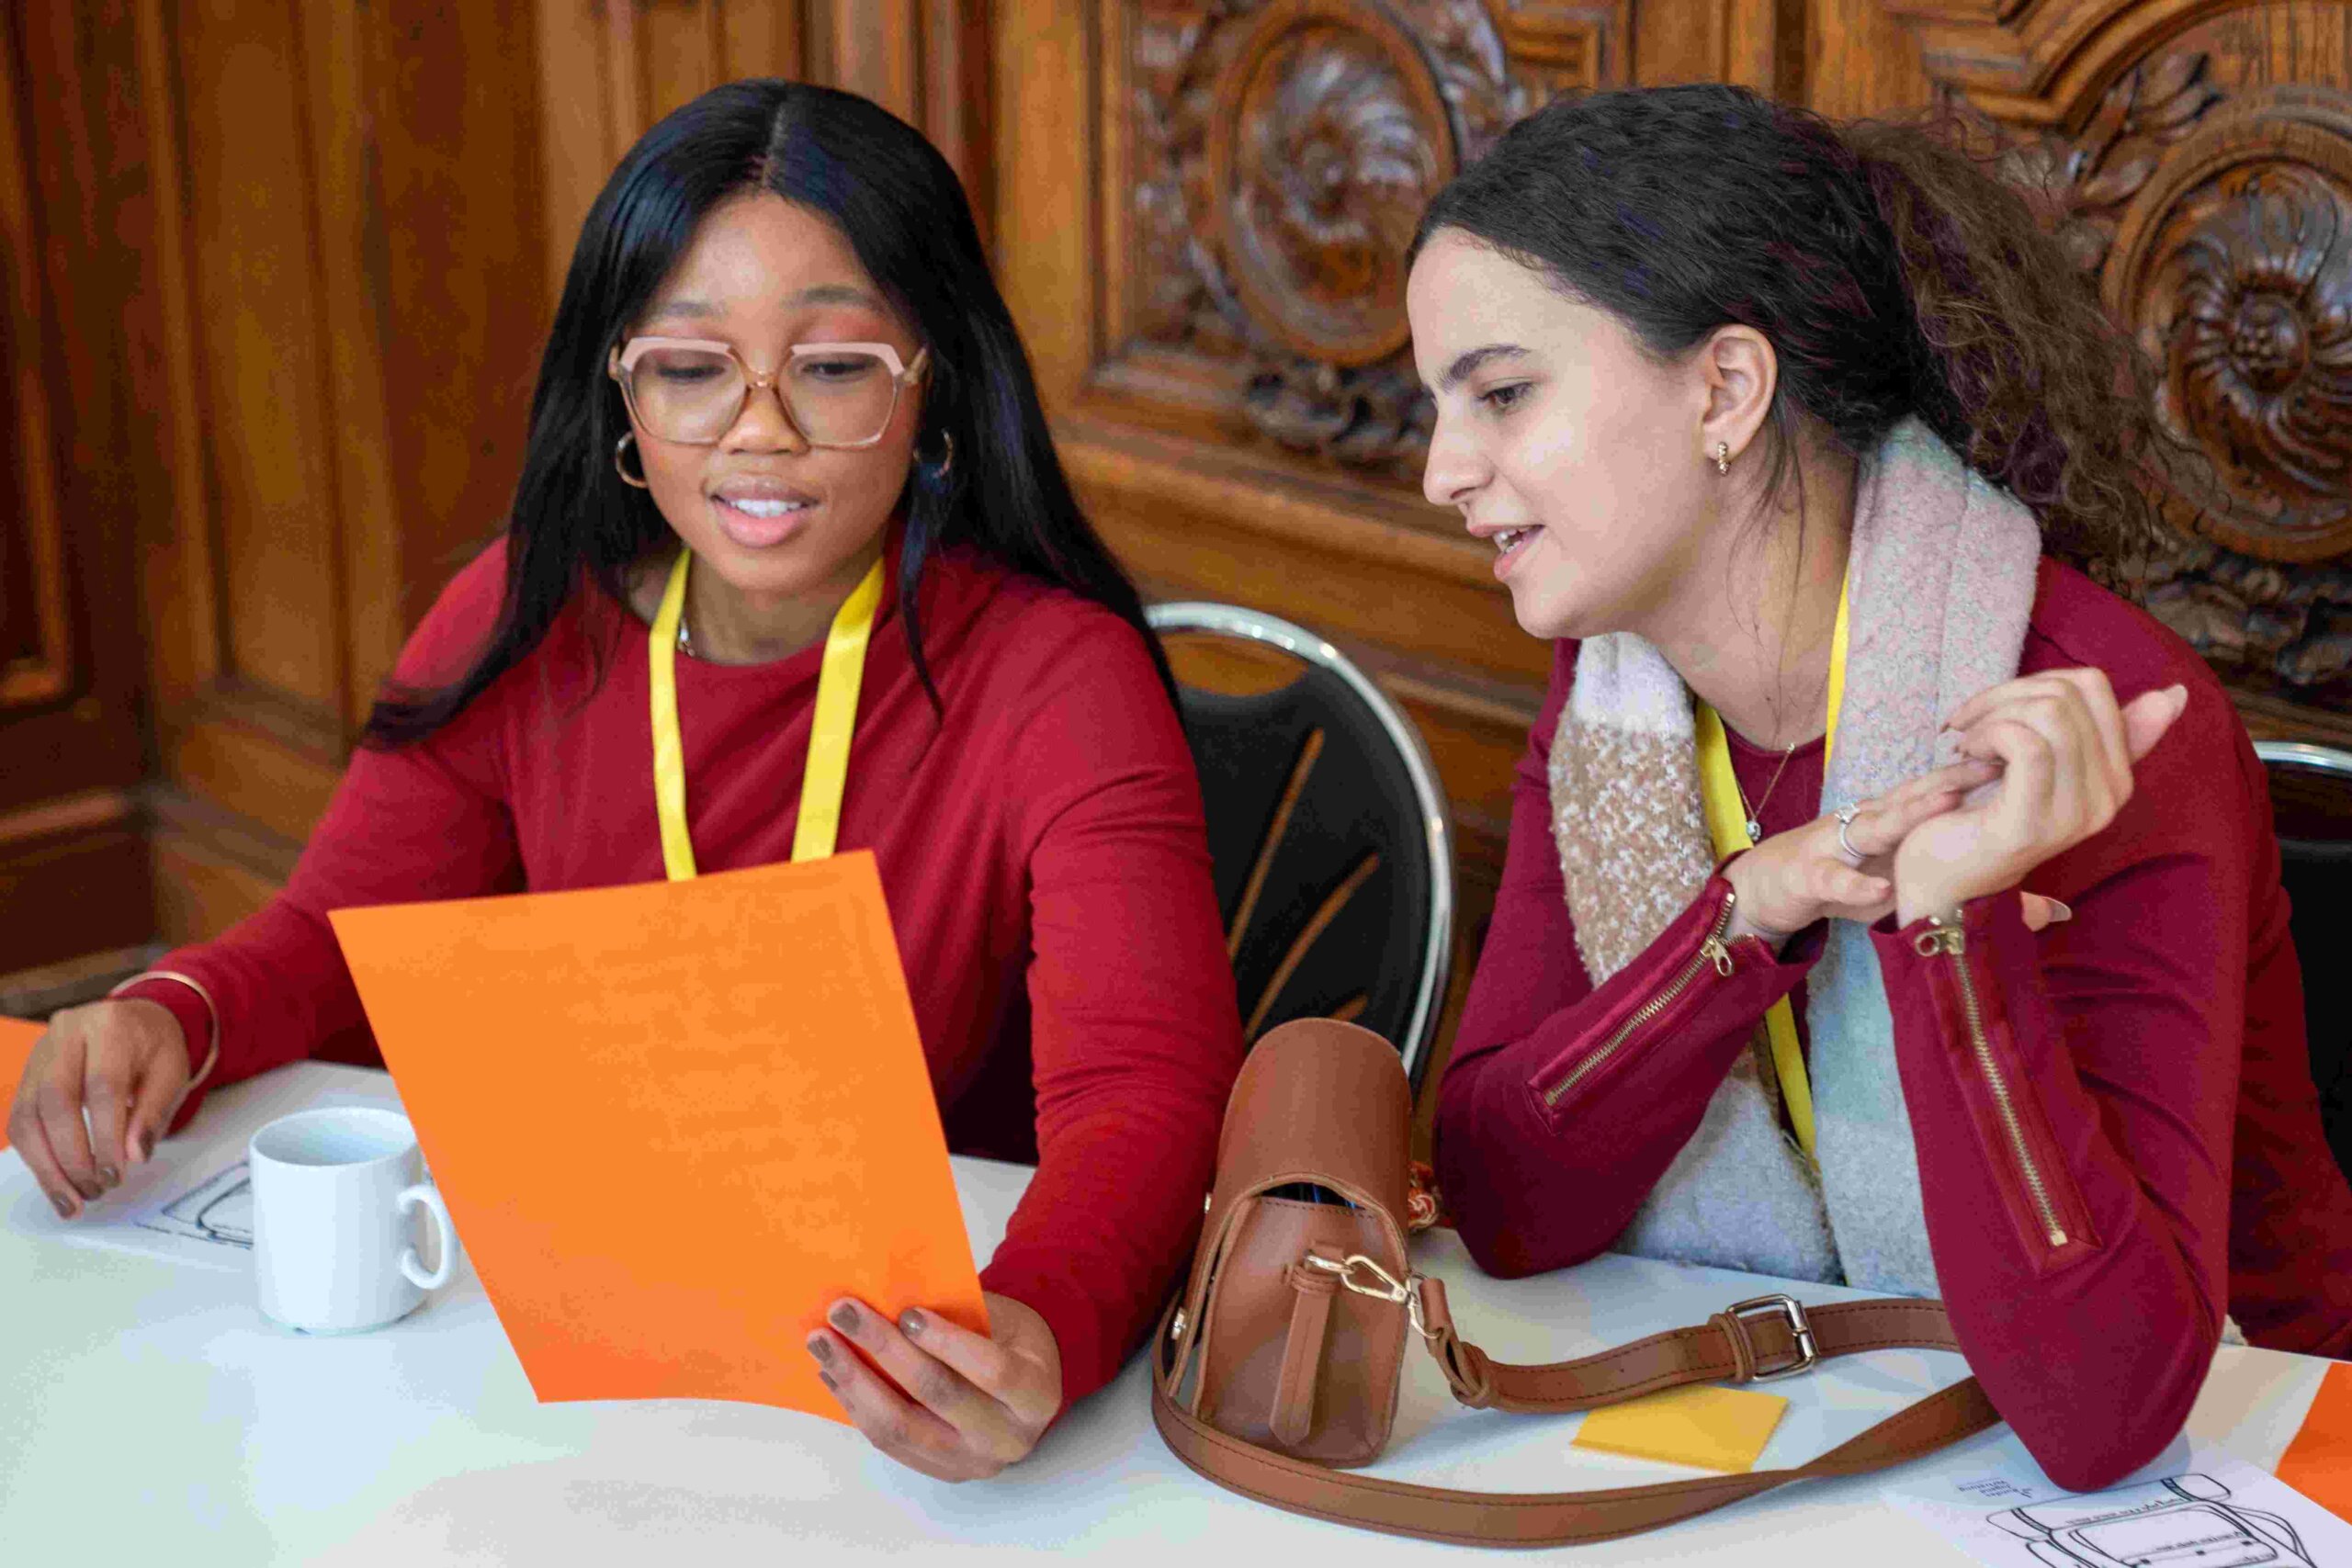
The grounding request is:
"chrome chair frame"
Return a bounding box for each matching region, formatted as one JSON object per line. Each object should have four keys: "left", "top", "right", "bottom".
{"left": 2254, "top": 739, "right": 2352, "bottom": 779}
{"left": 1147, "top": 602, "right": 1456, "bottom": 1086}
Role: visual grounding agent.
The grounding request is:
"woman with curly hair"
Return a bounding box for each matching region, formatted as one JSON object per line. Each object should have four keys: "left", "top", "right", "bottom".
{"left": 1412, "top": 84, "right": 2352, "bottom": 1489}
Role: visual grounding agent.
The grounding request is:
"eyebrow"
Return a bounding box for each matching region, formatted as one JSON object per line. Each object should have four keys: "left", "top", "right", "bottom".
{"left": 1433, "top": 344, "right": 1531, "bottom": 392}
{"left": 644, "top": 283, "right": 887, "bottom": 322}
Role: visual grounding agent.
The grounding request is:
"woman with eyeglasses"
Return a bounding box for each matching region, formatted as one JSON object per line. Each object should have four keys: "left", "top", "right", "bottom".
{"left": 8, "top": 81, "right": 1244, "bottom": 1478}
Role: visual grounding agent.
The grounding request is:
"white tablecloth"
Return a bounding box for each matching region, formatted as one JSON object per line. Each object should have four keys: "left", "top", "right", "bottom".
{"left": 1, "top": 1064, "right": 2332, "bottom": 1564}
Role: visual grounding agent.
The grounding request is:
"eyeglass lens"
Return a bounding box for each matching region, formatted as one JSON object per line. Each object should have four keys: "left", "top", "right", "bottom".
{"left": 624, "top": 346, "right": 902, "bottom": 446}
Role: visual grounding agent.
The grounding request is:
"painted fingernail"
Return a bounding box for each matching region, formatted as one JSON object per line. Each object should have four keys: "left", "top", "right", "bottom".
{"left": 900, "top": 1307, "right": 928, "bottom": 1337}
{"left": 50, "top": 1191, "right": 74, "bottom": 1219}
{"left": 97, "top": 1166, "right": 119, "bottom": 1188}
{"left": 2046, "top": 899, "right": 2074, "bottom": 923}
{"left": 74, "top": 1178, "right": 103, "bottom": 1201}
{"left": 806, "top": 1334, "right": 834, "bottom": 1363}
{"left": 818, "top": 1371, "right": 838, "bottom": 1393}
{"left": 829, "top": 1303, "right": 860, "bottom": 1334}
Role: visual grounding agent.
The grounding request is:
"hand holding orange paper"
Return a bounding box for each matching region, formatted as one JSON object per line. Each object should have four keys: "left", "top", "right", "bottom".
{"left": 328, "top": 852, "right": 985, "bottom": 1420}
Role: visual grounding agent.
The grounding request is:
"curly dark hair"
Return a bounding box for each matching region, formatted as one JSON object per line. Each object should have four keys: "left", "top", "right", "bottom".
{"left": 1412, "top": 84, "right": 2163, "bottom": 572}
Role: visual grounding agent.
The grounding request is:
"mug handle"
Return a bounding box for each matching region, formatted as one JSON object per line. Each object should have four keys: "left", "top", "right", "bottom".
{"left": 396, "top": 1183, "right": 457, "bottom": 1291}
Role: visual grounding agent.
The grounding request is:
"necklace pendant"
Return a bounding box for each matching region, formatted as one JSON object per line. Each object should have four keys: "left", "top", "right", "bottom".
{"left": 1745, "top": 817, "right": 1763, "bottom": 842}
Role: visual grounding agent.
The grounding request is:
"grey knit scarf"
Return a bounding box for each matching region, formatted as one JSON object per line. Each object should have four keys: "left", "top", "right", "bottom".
{"left": 1545, "top": 421, "right": 2041, "bottom": 1292}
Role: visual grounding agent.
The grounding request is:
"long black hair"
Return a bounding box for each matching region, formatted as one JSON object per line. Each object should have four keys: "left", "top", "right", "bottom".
{"left": 366, "top": 80, "right": 1170, "bottom": 746}
{"left": 1412, "top": 85, "right": 2160, "bottom": 570}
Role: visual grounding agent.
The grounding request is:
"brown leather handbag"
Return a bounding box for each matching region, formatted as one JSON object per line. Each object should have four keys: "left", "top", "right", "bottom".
{"left": 1150, "top": 1018, "right": 2005, "bottom": 1548}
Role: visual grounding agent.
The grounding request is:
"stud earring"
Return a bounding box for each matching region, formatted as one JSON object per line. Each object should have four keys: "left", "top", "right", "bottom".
{"left": 1712, "top": 441, "right": 1732, "bottom": 476}
{"left": 614, "top": 433, "right": 650, "bottom": 490}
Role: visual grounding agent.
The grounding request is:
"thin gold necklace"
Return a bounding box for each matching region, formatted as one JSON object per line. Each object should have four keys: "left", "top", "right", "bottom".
{"left": 1731, "top": 741, "right": 1799, "bottom": 842}
{"left": 1728, "top": 661, "right": 1833, "bottom": 840}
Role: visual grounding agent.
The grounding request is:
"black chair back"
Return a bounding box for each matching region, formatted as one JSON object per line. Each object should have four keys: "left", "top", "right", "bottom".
{"left": 2256, "top": 741, "right": 2352, "bottom": 1179}
{"left": 1150, "top": 604, "right": 1453, "bottom": 1089}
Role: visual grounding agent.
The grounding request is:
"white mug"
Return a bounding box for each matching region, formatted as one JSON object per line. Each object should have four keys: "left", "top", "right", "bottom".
{"left": 248, "top": 1108, "right": 457, "bottom": 1334}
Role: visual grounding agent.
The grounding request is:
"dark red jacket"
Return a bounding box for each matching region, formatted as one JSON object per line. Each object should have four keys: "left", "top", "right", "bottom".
{"left": 1436, "top": 559, "right": 2352, "bottom": 1490}
{"left": 128, "top": 541, "right": 1245, "bottom": 1405}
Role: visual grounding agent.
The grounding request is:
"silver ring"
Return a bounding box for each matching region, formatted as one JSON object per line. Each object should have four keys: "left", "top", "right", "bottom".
{"left": 1835, "top": 804, "right": 1866, "bottom": 867}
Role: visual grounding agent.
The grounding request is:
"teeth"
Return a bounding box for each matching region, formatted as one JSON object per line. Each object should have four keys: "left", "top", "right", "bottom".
{"left": 1495, "top": 527, "right": 1532, "bottom": 553}
{"left": 722, "top": 497, "right": 809, "bottom": 518}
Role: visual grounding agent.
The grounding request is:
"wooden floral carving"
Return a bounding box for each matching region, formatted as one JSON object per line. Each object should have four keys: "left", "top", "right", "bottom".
{"left": 1999, "top": 56, "right": 2352, "bottom": 697}
{"left": 1996, "top": 51, "right": 2226, "bottom": 274}
{"left": 1125, "top": 0, "right": 1610, "bottom": 479}
{"left": 2157, "top": 164, "right": 2352, "bottom": 541}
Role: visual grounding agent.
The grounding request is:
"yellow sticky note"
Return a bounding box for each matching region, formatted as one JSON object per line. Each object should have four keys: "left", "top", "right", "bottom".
{"left": 1572, "top": 1384, "right": 1790, "bottom": 1472}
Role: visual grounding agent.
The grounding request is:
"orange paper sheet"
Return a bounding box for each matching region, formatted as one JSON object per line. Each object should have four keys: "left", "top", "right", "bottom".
{"left": 328, "top": 852, "right": 985, "bottom": 1420}
{"left": 2279, "top": 1360, "right": 2352, "bottom": 1522}
{"left": 0, "top": 1015, "right": 42, "bottom": 1151}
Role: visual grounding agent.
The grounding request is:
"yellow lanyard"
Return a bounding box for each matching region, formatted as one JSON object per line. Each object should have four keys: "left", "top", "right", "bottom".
{"left": 648, "top": 548, "right": 886, "bottom": 880}
{"left": 1691, "top": 574, "right": 1851, "bottom": 1162}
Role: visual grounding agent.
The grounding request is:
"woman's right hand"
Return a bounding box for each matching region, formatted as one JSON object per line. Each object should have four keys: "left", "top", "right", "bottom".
{"left": 7, "top": 999, "right": 191, "bottom": 1219}
{"left": 1721, "top": 759, "right": 2005, "bottom": 947}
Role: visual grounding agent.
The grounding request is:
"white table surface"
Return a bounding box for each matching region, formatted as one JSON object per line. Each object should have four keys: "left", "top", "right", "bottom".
{"left": 2, "top": 1063, "right": 2335, "bottom": 1565}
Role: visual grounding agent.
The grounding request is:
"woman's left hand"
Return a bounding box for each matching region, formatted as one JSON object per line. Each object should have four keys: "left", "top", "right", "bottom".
{"left": 1894, "top": 670, "right": 2188, "bottom": 925}
{"left": 808, "top": 1291, "right": 1062, "bottom": 1481}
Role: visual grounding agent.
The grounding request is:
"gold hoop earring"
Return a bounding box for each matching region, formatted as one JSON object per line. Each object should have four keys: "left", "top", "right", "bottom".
{"left": 919, "top": 430, "right": 954, "bottom": 479}
{"left": 614, "top": 433, "right": 650, "bottom": 490}
{"left": 1712, "top": 441, "right": 1732, "bottom": 476}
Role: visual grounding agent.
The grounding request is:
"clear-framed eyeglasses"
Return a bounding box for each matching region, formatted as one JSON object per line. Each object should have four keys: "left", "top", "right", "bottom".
{"left": 607, "top": 337, "right": 930, "bottom": 448}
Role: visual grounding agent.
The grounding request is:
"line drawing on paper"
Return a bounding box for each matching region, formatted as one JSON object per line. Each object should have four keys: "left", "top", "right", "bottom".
{"left": 1989, "top": 1474, "right": 2316, "bottom": 1568}
{"left": 132, "top": 1161, "right": 254, "bottom": 1250}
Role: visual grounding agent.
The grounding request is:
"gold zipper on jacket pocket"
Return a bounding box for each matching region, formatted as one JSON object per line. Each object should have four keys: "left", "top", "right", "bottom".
{"left": 1543, "top": 895, "right": 1738, "bottom": 1109}
{"left": 1914, "top": 920, "right": 2069, "bottom": 1248}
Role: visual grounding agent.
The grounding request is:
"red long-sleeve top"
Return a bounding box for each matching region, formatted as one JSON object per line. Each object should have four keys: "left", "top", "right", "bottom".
{"left": 127, "top": 541, "right": 1244, "bottom": 1406}
{"left": 1436, "top": 558, "right": 2352, "bottom": 1490}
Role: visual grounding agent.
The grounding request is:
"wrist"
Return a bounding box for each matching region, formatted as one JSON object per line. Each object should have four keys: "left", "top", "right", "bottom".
{"left": 1718, "top": 856, "right": 1795, "bottom": 951}
{"left": 1723, "top": 896, "right": 1794, "bottom": 951}
{"left": 112, "top": 998, "right": 192, "bottom": 1074}
{"left": 1895, "top": 874, "right": 2003, "bottom": 928}
{"left": 108, "top": 971, "right": 220, "bottom": 1089}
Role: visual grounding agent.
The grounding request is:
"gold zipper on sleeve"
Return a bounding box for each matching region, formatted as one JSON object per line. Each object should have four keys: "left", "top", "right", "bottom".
{"left": 1914, "top": 920, "right": 2069, "bottom": 1248}
{"left": 1543, "top": 895, "right": 1738, "bottom": 1109}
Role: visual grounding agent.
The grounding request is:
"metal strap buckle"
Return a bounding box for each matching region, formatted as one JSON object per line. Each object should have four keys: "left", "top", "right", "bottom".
{"left": 1725, "top": 1293, "right": 1819, "bottom": 1382}
{"left": 1304, "top": 1252, "right": 1435, "bottom": 1340}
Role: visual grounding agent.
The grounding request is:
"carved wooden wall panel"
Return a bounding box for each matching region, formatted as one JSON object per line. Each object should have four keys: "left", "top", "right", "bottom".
{"left": 1883, "top": 2, "right": 2352, "bottom": 742}
{"left": 1003, "top": 0, "right": 1661, "bottom": 1118}
{"left": 992, "top": 0, "right": 2352, "bottom": 1122}
{"left": 1099, "top": 0, "right": 1627, "bottom": 484}
{"left": 3, "top": 0, "right": 2338, "bottom": 1073}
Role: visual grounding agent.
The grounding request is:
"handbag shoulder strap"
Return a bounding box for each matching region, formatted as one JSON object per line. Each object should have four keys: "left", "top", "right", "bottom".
{"left": 1151, "top": 1282, "right": 2000, "bottom": 1549}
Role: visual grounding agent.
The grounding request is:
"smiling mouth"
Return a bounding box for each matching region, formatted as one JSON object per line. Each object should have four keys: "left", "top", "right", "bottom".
{"left": 716, "top": 496, "right": 814, "bottom": 519}
{"left": 1492, "top": 526, "right": 1535, "bottom": 553}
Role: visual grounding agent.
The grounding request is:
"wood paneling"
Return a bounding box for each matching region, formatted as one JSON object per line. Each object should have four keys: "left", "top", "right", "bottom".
{"left": 995, "top": 0, "right": 1613, "bottom": 1093}
{"left": 0, "top": 792, "right": 150, "bottom": 975}
{"left": 992, "top": 0, "right": 2352, "bottom": 1115}
{"left": 0, "top": 5, "right": 156, "bottom": 967}
{"left": 128, "top": 0, "right": 549, "bottom": 868}
{"left": 6, "top": 0, "right": 2346, "bottom": 1109}
{"left": 1877, "top": 4, "right": 2352, "bottom": 721}
{"left": 0, "top": 10, "right": 69, "bottom": 714}
{"left": 535, "top": 0, "right": 992, "bottom": 292}
{"left": 1804, "top": 0, "right": 1931, "bottom": 118}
